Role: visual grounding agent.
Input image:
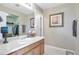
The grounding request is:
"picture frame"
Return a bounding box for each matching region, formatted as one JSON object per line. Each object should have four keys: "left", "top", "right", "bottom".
{"left": 30, "top": 18, "right": 34, "bottom": 28}
{"left": 49, "top": 12, "right": 64, "bottom": 27}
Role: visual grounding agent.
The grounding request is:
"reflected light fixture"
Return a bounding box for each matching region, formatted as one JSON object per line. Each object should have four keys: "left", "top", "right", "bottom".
{"left": 18, "top": 3, "right": 33, "bottom": 10}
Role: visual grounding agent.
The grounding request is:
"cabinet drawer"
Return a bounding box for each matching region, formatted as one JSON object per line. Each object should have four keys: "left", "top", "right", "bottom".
{"left": 33, "top": 44, "right": 41, "bottom": 55}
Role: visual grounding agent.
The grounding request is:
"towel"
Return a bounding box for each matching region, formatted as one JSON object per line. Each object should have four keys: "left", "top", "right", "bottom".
{"left": 73, "top": 20, "right": 77, "bottom": 37}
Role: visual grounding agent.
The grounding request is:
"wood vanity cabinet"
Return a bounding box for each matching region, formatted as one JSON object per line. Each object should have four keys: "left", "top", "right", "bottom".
{"left": 8, "top": 39, "right": 44, "bottom": 55}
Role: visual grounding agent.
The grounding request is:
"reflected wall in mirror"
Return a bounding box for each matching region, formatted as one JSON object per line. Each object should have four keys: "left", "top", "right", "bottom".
{"left": 6, "top": 14, "right": 19, "bottom": 37}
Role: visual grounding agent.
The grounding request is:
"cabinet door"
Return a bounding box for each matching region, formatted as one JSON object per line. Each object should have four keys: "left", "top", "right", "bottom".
{"left": 33, "top": 44, "right": 41, "bottom": 55}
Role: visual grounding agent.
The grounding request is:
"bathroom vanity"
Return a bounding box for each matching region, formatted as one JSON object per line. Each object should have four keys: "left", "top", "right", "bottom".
{"left": 0, "top": 36, "right": 44, "bottom": 55}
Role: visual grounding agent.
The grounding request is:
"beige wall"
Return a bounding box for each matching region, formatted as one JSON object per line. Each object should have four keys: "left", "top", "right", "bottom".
{"left": 44, "top": 4, "right": 77, "bottom": 50}
{"left": 75, "top": 4, "right": 79, "bottom": 54}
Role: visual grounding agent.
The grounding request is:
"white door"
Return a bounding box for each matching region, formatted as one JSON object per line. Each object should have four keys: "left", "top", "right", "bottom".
{"left": 35, "top": 13, "right": 43, "bottom": 36}
{"left": 40, "top": 15, "right": 44, "bottom": 36}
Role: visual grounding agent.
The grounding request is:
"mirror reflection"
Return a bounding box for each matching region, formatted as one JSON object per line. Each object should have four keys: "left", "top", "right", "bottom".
{"left": 0, "top": 3, "right": 35, "bottom": 37}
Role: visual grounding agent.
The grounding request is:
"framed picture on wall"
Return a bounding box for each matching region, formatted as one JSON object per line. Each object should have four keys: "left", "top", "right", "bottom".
{"left": 49, "top": 12, "right": 64, "bottom": 27}
{"left": 30, "top": 18, "right": 34, "bottom": 28}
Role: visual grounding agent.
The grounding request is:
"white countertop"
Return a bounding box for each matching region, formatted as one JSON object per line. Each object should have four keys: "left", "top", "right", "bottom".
{"left": 0, "top": 36, "right": 44, "bottom": 55}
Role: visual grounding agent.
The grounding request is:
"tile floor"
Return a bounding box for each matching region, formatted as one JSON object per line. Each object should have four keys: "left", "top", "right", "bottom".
{"left": 44, "top": 45, "right": 74, "bottom": 55}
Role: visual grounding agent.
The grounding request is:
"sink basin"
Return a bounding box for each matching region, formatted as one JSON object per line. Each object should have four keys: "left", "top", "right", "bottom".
{"left": 17, "top": 38, "right": 34, "bottom": 44}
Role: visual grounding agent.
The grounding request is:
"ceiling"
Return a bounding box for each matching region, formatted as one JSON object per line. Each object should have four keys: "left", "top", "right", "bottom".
{"left": 0, "top": 3, "right": 34, "bottom": 15}
{"left": 0, "top": 3, "right": 64, "bottom": 14}
{"left": 36, "top": 3, "right": 64, "bottom": 10}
